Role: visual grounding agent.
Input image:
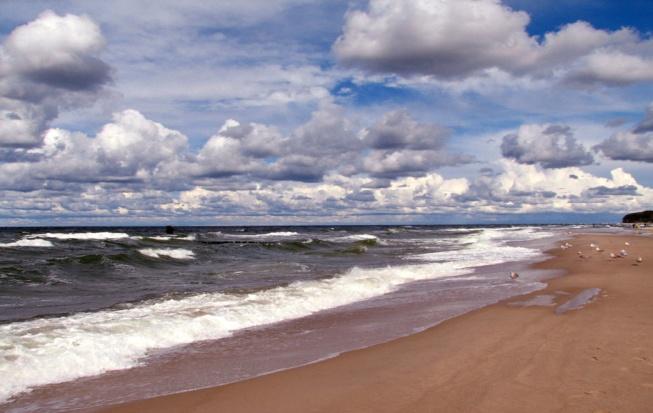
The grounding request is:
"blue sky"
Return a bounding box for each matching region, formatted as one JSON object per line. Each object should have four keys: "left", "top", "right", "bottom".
{"left": 0, "top": 0, "right": 651, "bottom": 225}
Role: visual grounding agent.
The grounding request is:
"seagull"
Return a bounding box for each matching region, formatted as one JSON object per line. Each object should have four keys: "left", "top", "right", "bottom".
{"left": 637, "top": 257, "right": 643, "bottom": 264}
{"left": 590, "top": 243, "right": 596, "bottom": 248}
{"left": 625, "top": 242, "right": 630, "bottom": 246}
{"left": 610, "top": 252, "right": 616, "bottom": 259}
{"left": 620, "top": 249, "right": 628, "bottom": 257}
{"left": 510, "top": 271, "right": 519, "bottom": 280}
{"left": 595, "top": 247, "right": 603, "bottom": 252}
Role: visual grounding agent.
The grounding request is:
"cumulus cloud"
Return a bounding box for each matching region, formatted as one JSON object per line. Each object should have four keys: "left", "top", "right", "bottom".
{"left": 158, "top": 160, "right": 653, "bottom": 220}
{"left": 458, "top": 160, "right": 651, "bottom": 214}
{"left": 362, "top": 109, "right": 449, "bottom": 150}
{"left": 362, "top": 149, "right": 469, "bottom": 178}
{"left": 0, "top": 99, "right": 468, "bottom": 192}
{"left": 584, "top": 185, "right": 639, "bottom": 197}
{"left": 2, "top": 10, "right": 110, "bottom": 91}
{"left": 357, "top": 110, "right": 470, "bottom": 178}
{"left": 595, "top": 105, "right": 653, "bottom": 163}
{"left": 334, "top": 0, "right": 653, "bottom": 87}
{"left": 501, "top": 124, "right": 594, "bottom": 168}
{"left": 195, "top": 118, "right": 288, "bottom": 178}
{"left": 565, "top": 51, "right": 653, "bottom": 87}
{"left": 0, "top": 110, "right": 188, "bottom": 190}
{"left": 633, "top": 104, "right": 653, "bottom": 134}
{"left": 289, "top": 102, "right": 361, "bottom": 157}
{"left": 0, "top": 11, "right": 112, "bottom": 147}
{"left": 594, "top": 131, "right": 653, "bottom": 163}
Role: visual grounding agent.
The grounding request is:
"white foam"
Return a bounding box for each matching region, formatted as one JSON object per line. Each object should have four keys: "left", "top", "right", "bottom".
{"left": 0, "top": 226, "right": 551, "bottom": 402}
{"left": 29, "top": 232, "right": 131, "bottom": 241}
{"left": 138, "top": 248, "right": 195, "bottom": 260}
{"left": 0, "top": 239, "right": 54, "bottom": 248}
{"left": 260, "top": 231, "right": 299, "bottom": 237}
{"left": 329, "top": 234, "right": 379, "bottom": 243}
{"left": 0, "top": 259, "right": 466, "bottom": 403}
{"left": 413, "top": 227, "right": 552, "bottom": 266}
{"left": 213, "top": 231, "right": 299, "bottom": 240}
{"left": 178, "top": 234, "right": 197, "bottom": 241}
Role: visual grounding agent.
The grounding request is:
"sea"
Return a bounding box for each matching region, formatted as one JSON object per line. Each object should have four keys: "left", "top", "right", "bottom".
{"left": 0, "top": 225, "right": 572, "bottom": 412}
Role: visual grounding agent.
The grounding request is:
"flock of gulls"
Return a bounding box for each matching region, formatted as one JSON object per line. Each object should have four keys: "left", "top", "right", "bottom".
{"left": 510, "top": 239, "right": 644, "bottom": 280}
{"left": 559, "top": 240, "right": 643, "bottom": 264}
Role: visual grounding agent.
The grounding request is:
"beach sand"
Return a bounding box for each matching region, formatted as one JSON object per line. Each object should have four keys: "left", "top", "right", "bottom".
{"left": 100, "top": 233, "right": 653, "bottom": 413}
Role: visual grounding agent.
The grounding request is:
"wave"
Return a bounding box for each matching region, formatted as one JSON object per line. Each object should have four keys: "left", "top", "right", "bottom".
{"left": 0, "top": 239, "right": 54, "bottom": 248}
{"left": 178, "top": 234, "right": 197, "bottom": 241}
{"left": 412, "top": 227, "right": 553, "bottom": 266}
{"left": 136, "top": 234, "right": 196, "bottom": 242}
{"left": 329, "top": 234, "right": 379, "bottom": 243}
{"left": 0, "top": 226, "right": 551, "bottom": 402}
{"left": 143, "top": 236, "right": 173, "bottom": 241}
{"left": 0, "top": 258, "right": 469, "bottom": 403}
{"left": 138, "top": 248, "right": 195, "bottom": 260}
{"left": 217, "top": 231, "right": 300, "bottom": 239}
{"left": 259, "top": 231, "right": 299, "bottom": 237}
{"left": 28, "top": 232, "right": 131, "bottom": 241}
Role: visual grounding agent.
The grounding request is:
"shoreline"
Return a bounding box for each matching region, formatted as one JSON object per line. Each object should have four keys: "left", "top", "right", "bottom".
{"left": 98, "top": 231, "right": 653, "bottom": 412}
{"left": 3, "top": 227, "right": 559, "bottom": 413}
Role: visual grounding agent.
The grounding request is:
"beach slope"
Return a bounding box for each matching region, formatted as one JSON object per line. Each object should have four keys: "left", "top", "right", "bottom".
{"left": 101, "top": 233, "right": 653, "bottom": 413}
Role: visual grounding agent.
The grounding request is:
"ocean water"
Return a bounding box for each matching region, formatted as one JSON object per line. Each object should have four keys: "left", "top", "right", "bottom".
{"left": 0, "top": 225, "right": 560, "bottom": 408}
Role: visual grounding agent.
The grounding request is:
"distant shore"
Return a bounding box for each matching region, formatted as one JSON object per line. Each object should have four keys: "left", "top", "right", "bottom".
{"left": 101, "top": 231, "right": 653, "bottom": 413}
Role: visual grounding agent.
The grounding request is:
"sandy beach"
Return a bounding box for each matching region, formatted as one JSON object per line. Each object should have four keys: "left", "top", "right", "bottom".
{"left": 98, "top": 232, "right": 653, "bottom": 413}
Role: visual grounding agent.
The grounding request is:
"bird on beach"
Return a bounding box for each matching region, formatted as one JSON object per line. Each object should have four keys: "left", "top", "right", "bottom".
{"left": 620, "top": 249, "right": 628, "bottom": 257}
{"left": 625, "top": 241, "right": 630, "bottom": 246}
{"left": 610, "top": 253, "right": 617, "bottom": 259}
{"left": 590, "top": 243, "right": 596, "bottom": 248}
{"left": 637, "top": 257, "right": 643, "bottom": 264}
{"left": 595, "top": 247, "right": 603, "bottom": 252}
{"left": 510, "top": 271, "right": 519, "bottom": 280}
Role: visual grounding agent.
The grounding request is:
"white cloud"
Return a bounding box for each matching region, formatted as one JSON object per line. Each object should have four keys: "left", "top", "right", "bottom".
{"left": 95, "top": 110, "right": 188, "bottom": 174}
{"left": 594, "top": 104, "right": 653, "bottom": 163}
{"left": 362, "top": 109, "right": 449, "bottom": 150}
{"left": 334, "top": 0, "right": 534, "bottom": 79}
{"left": 460, "top": 160, "right": 652, "bottom": 213}
{"left": 0, "top": 11, "right": 112, "bottom": 147}
{"left": 566, "top": 51, "right": 653, "bottom": 86}
{"left": 3, "top": 10, "right": 108, "bottom": 89}
{"left": 595, "top": 130, "right": 653, "bottom": 163}
{"left": 501, "top": 124, "right": 594, "bottom": 168}
{"left": 0, "top": 109, "right": 188, "bottom": 189}
{"left": 334, "top": 0, "right": 653, "bottom": 87}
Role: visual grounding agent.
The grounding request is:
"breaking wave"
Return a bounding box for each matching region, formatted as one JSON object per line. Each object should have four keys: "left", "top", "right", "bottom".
{"left": 138, "top": 248, "right": 195, "bottom": 260}
{"left": 0, "top": 239, "right": 54, "bottom": 248}
{"left": 28, "top": 232, "right": 131, "bottom": 241}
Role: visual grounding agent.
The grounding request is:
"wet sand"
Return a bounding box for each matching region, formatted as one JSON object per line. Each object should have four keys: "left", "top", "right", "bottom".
{"left": 101, "top": 233, "right": 653, "bottom": 413}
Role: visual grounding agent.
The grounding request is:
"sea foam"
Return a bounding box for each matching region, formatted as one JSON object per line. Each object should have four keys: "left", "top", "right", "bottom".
{"left": 138, "top": 248, "right": 195, "bottom": 260}
{"left": 28, "top": 232, "right": 131, "bottom": 241}
{"left": 0, "top": 227, "right": 551, "bottom": 403}
{"left": 329, "top": 234, "right": 379, "bottom": 243}
{"left": 0, "top": 239, "right": 54, "bottom": 248}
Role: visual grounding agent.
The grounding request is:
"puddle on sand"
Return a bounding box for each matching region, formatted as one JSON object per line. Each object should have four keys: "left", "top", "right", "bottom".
{"left": 509, "top": 294, "right": 557, "bottom": 307}
{"left": 555, "top": 288, "right": 601, "bottom": 315}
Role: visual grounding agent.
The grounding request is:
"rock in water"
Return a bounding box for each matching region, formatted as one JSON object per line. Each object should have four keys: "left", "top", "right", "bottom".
{"left": 165, "top": 225, "right": 175, "bottom": 234}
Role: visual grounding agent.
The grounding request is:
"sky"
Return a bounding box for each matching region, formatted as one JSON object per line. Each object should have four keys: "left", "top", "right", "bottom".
{"left": 0, "top": 0, "right": 652, "bottom": 226}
